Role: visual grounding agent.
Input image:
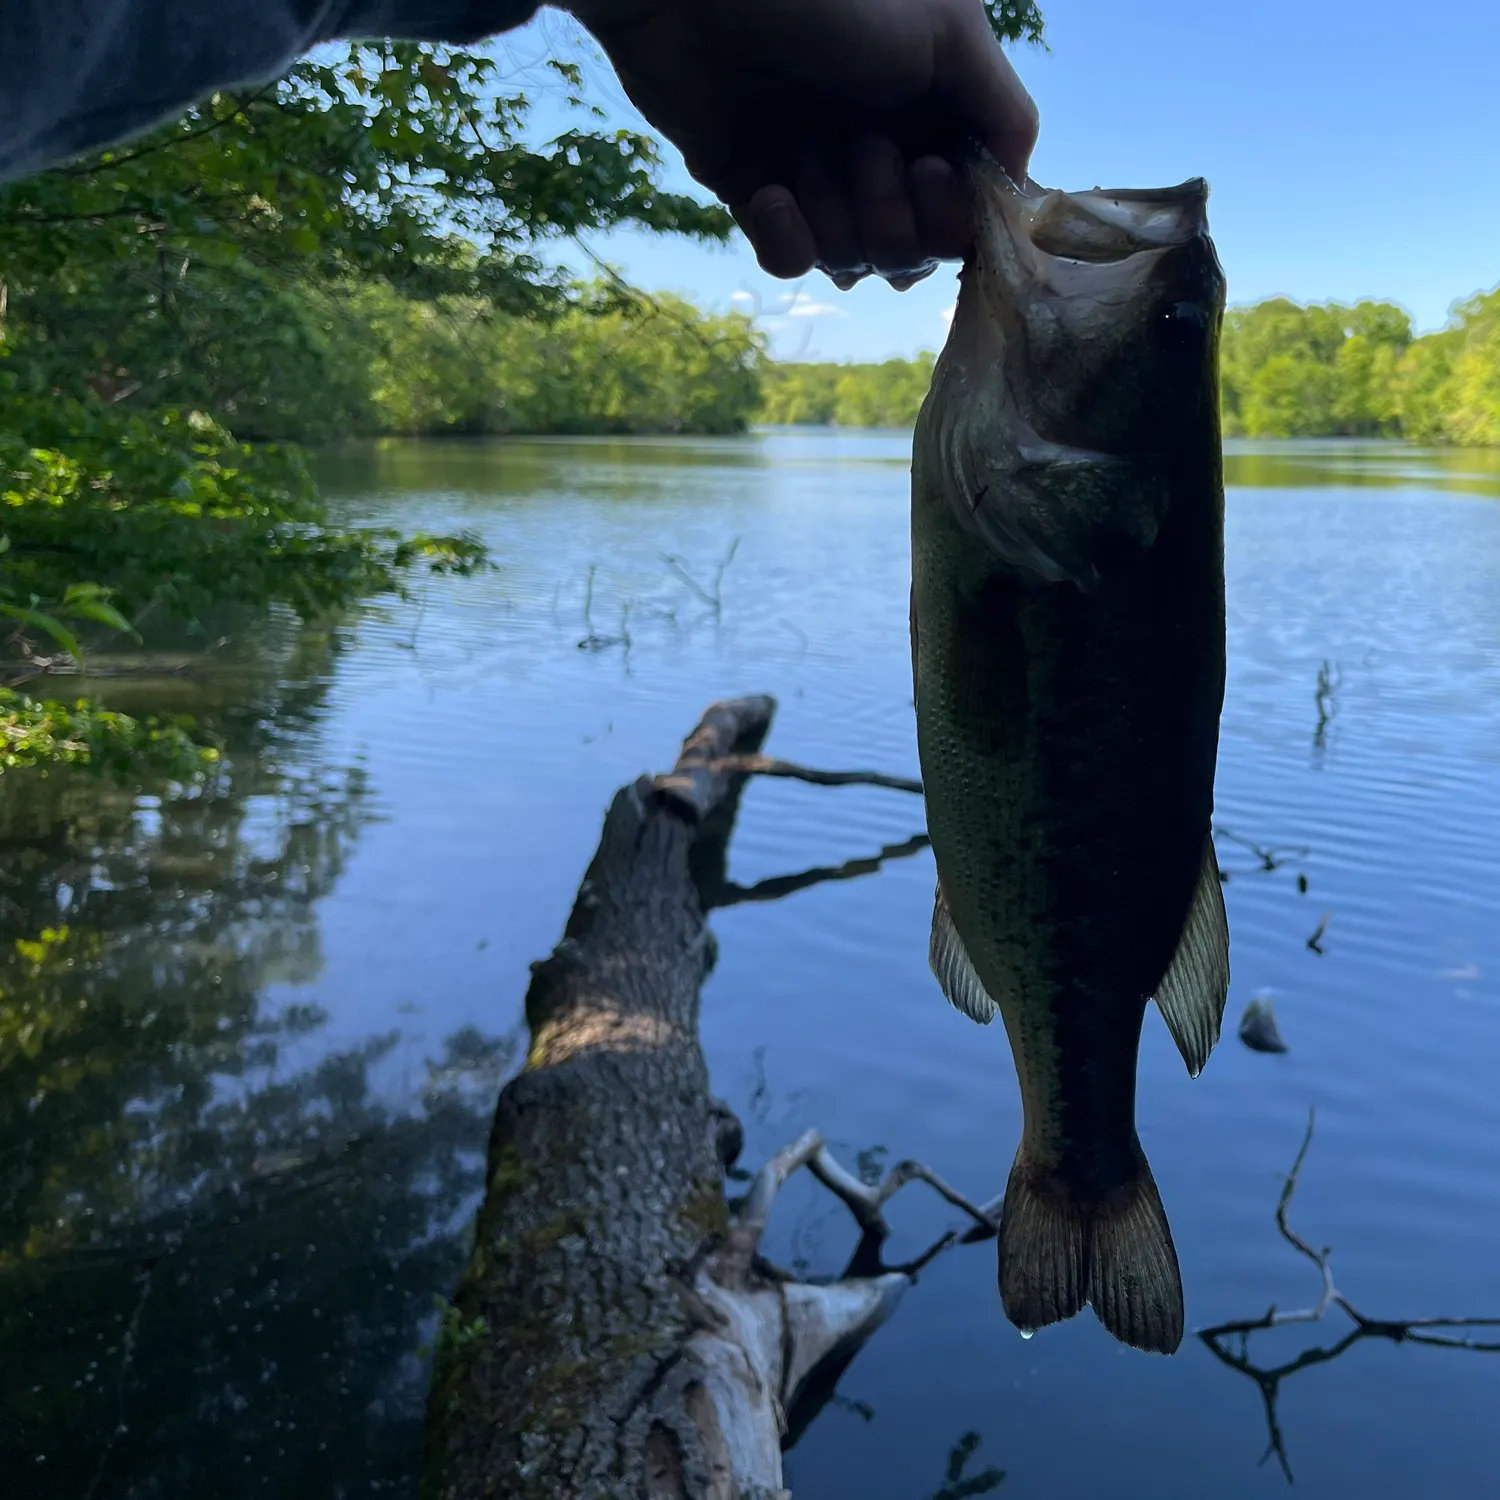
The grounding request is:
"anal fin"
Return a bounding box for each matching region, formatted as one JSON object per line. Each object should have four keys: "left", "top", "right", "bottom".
{"left": 1152, "top": 834, "right": 1230, "bottom": 1078}
{"left": 929, "top": 882, "right": 999, "bottom": 1025}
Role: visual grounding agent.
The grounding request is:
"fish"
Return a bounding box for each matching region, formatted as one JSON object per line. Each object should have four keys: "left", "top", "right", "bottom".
{"left": 909, "top": 156, "right": 1230, "bottom": 1355}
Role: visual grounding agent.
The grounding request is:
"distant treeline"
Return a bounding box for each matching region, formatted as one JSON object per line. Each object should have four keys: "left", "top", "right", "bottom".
{"left": 759, "top": 289, "right": 1500, "bottom": 445}
{"left": 756, "top": 354, "right": 936, "bottom": 429}
{"left": 15, "top": 237, "right": 1495, "bottom": 445}
{"left": 1, "top": 276, "right": 763, "bottom": 445}
{"left": 338, "top": 285, "right": 761, "bottom": 440}
{"left": 1221, "top": 293, "right": 1500, "bottom": 444}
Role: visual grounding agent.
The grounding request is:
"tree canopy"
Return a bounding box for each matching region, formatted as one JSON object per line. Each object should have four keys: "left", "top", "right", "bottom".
{"left": 0, "top": 38, "right": 743, "bottom": 768}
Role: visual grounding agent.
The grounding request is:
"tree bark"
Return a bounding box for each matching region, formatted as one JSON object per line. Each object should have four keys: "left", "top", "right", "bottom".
{"left": 421, "top": 695, "right": 912, "bottom": 1500}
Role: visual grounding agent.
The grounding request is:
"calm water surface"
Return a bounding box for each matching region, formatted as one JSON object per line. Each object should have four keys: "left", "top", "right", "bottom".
{"left": 4, "top": 431, "right": 1500, "bottom": 1498}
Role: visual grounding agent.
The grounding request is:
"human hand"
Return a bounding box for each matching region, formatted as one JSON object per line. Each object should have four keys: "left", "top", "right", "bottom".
{"left": 568, "top": 0, "right": 1039, "bottom": 290}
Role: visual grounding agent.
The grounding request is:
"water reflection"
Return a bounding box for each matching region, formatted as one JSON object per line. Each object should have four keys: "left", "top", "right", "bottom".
{"left": 1222, "top": 439, "right": 1500, "bottom": 497}
{"left": 1197, "top": 1112, "right": 1500, "bottom": 1483}
{"left": 906, "top": 1433, "right": 1004, "bottom": 1498}
{"left": 5, "top": 432, "right": 1500, "bottom": 1497}
{"left": 1312, "top": 659, "right": 1341, "bottom": 762}
{"left": 2, "top": 1031, "right": 510, "bottom": 1497}
{"left": 0, "top": 617, "right": 512, "bottom": 1497}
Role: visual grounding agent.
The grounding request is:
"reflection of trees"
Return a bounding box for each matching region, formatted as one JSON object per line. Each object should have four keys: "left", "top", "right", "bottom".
{"left": 921, "top": 1433, "right": 1006, "bottom": 1498}
{"left": 1, "top": 1028, "right": 515, "bottom": 1499}
{"left": 0, "top": 617, "right": 371, "bottom": 1269}
{"left": 0, "top": 615, "right": 514, "bottom": 1496}
{"left": 1197, "top": 1111, "right": 1500, "bottom": 1482}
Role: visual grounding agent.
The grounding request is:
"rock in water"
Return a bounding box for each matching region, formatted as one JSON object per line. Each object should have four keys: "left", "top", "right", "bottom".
{"left": 1238, "top": 996, "right": 1288, "bottom": 1054}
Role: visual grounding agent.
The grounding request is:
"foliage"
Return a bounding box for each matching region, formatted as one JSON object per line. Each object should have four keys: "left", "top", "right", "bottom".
{"left": 0, "top": 388, "right": 488, "bottom": 623}
{"left": 1442, "top": 289, "right": 1500, "bottom": 446}
{"left": 0, "top": 39, "right": 745, "bottom": 760}
{"left": 351, "top": 281, "right": 763, "bottom": 437}
{"left": 761, "top": 289, "right": 1500, "bottom": 445}
{"left": 1220, "top": 298, "right": 1412, "bottom": 438}
{"left": 0, "top": 42, "right": 729, "bottom": 311}
{"left": 1219, "top": 291, "right": 1500, "bottom": 443}
{"left": 0, "top": 644, "right": 519, "bottom": 1490}
{"left": 0, "top": 42, "right": 737, "bottom": 444}
{"left": 986, "top": 0, "right": 1048, "bottom": 47}
{"left": 758, "top": 354, "right": 937, "bottom": 429}
{"left": 0, "top": 688, "right": 215, "bottom": 778}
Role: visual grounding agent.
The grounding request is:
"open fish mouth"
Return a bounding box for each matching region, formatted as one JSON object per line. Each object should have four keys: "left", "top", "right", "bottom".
{"left": 966, "top": 152, "right": 1211, "bottom": 275}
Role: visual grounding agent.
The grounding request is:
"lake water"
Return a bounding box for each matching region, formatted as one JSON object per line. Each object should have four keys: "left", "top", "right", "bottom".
{"left": 4, "top": 431, "right": 1500, "bottom": 1498}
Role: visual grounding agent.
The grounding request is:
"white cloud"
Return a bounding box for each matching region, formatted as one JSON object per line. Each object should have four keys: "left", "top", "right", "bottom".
{"left": 729, "top": 290, "right": 757, "bottom": 308}
{"left": 779, "top": 289, "right": 848, "bottom": 320}
{"left": 940, "top": 304, "right": 956, "bottom": 327}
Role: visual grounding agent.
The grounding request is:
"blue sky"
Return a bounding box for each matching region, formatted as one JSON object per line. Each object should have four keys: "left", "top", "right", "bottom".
{"left": 497, "top": 1, "right": 1500, "bottom": 361}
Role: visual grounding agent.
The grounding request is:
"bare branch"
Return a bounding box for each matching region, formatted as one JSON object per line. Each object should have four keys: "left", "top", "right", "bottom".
{"left": 710, "top": 753, "right": 923, "bottom": 796}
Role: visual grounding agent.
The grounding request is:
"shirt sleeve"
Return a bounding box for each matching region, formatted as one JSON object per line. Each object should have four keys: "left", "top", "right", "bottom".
{"left": 0, "top": 0, "right": 542, "bottom": 183}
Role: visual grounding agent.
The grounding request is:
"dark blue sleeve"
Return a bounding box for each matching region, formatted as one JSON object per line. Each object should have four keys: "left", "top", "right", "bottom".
{"left": 0, "top": 0, "right": 541, "bottom": 182}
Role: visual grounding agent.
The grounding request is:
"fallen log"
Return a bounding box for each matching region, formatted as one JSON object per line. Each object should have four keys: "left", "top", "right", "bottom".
{"left": 422, "top": 695, "right": 994, "bottom": 1500}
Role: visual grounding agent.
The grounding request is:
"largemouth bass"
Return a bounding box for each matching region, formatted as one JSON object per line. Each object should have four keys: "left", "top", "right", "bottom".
{"left": 910, "top": 157, "right": 1230, "bottom": 1355}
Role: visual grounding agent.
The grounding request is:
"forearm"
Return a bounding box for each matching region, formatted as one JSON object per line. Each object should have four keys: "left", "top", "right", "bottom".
{"left": 0, "top": 0, "right": 541, "bottom": 183}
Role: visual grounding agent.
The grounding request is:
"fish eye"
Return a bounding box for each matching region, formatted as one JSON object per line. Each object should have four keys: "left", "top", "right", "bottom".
{"left": 1157, "top": 301, "right": 1208, "bottom": 356}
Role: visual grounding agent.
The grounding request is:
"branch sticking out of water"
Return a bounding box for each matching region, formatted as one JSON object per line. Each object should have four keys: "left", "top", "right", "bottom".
{"left": 577, "top": 563, "right": 632, "bottom": 654}
{"left": 663, "top": 536, "right": 740, "bottom": 618}
{"left": 1196, "top": 1109, "right": 1500, "bottom": 1482}
{"left": 1305, "top": 911, "right": 1331, "bottom": 954}
{"left": 1313, "top": 659, "right": 1341, "bottom": 758}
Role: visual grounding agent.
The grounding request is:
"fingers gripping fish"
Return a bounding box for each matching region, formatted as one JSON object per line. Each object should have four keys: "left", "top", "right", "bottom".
{"left": 910, "top": 156, "right": 1231, "bottom": 1355}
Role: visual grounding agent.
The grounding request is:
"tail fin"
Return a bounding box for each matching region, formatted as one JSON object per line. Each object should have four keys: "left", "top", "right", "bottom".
{"left": 998, "top": 1144, "right": 1184, "bottom": 1355}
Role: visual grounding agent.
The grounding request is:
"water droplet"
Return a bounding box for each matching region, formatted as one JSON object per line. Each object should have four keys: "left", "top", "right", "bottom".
{"left": 1019, "top": 1328, "right": 1035, "bottom": 1341}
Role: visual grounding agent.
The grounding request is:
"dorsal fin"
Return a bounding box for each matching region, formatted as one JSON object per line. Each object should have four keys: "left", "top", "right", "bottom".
{"left": 930, "top": 882, "right": 999, "bottom": 1025}
{"left": 1152, "top": 836, "right": 1230, "bottom": 1078}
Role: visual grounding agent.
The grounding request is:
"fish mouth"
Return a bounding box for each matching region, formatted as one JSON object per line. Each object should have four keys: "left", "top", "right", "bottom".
{"left": 920, "top": 154, "right": 1221, "bottom": 588}
{"left": 965, "top": 151, "right": 1210, "bottom": 285}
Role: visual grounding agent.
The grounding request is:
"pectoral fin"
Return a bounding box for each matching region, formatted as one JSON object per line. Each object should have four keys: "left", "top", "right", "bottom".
{"left": 1152, "top": 836, "right": 1231, "bottom": 1078}
{"left": 930, "top": 883, "right": 999, "bottom": 1025}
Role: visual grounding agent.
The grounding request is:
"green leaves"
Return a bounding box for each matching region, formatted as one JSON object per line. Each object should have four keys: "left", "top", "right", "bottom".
{"left": 0, "top": 687, "right": 218, "bottom": 777}
{"left": 986, "top": 0, "right": 1048, "bottom": 47}
{"left": 1219, "top": 294, "right": 1500, "bottom": 443}
{"left": 0, "top": 40, "right": 735, "bottom": 320}
{"left": 759, "top": 355, "right": 937, "bottom": 429}
{"left": 348, "top": 281, "right": 762, "bottom": 437}
{"left": 0, "top": 603, "right": 81, "bottom": 661}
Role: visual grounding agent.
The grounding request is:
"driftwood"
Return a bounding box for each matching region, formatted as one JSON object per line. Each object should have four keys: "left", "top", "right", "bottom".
{"left": 422, "top": 695, "right": 994, "bottom": 1500}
